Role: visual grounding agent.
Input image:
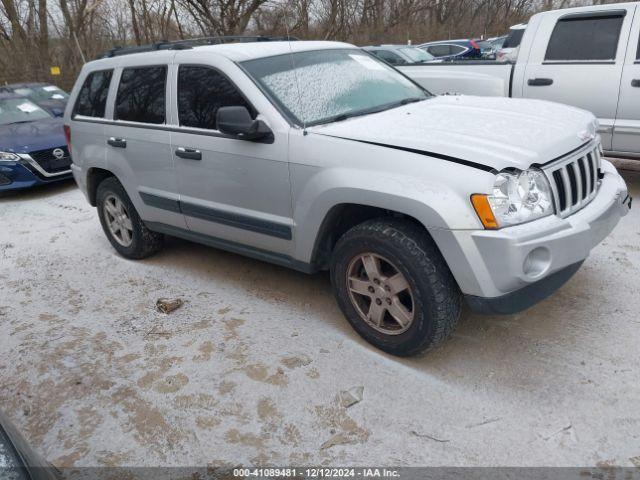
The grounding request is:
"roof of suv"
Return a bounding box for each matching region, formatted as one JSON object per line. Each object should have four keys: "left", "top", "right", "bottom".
{"left": 88, "top": 40, "right": 353, "bottom": 67}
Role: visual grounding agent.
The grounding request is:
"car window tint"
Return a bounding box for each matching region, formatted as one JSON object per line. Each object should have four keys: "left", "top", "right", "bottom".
{"left": 545, "top": 14, "right": 624, "bottom": 61}
{"left": 502, "top": 29, "right": 524, "bottom": 48}
{"left": 178, "top": 65, "right": 254, "bottom": 130}
{"left": 115, "top": 66, "right": 166, "bottom": 124}
{"left": 427, "top": 45, "right": 451, "bottom": 57}
{"left": 449, "top": 45, "right": 466, "bottom": 55}
{"left": 73, "top": 70, "right": 112, "bottom": 118}
{"left": 372, "top": 50, "right": 406, "bottom": 65}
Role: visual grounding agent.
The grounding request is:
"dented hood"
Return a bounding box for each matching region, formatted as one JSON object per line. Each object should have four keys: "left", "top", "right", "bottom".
{"left": 308, "top": 95, "right": 597, "bottom": 172}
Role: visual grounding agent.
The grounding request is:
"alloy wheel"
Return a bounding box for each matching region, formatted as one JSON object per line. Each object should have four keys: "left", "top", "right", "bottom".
{"left": 346, "top": 253, "right": 415, "bottom": 335}
{"left": 104, "top": 194, "right": 134, "bottom": 247}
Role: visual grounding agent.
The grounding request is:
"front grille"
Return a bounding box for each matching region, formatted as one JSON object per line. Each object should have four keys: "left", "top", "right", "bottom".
{"left": 544, "top": 144, "right": 601, "bottom": 218}
{"left": 28, "top": 146, "right": 72, "bottom": 173}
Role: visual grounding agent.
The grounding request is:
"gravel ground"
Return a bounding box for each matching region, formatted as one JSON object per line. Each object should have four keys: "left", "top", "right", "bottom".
{"left": 0, "top": 162, "right": 639, "bottom": 468}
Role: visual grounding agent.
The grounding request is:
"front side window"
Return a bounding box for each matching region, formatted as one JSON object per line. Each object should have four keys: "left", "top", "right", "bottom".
{"left": 115, "top": 65, "right": 166, "bottom": 124}
{"left": 73, "top": 70, "right": 112, "bottom": 118}
{"left": 0, "top": 98, "right": 51, "bottom": 125}
{"left": 545, "top": 14, "right": 624, "bottom": 61}
{"left": 178, "top": 65, "right": 254, "bottom": 130}
{"left": 242, "top": 49, "right": 429, "bottom": 126}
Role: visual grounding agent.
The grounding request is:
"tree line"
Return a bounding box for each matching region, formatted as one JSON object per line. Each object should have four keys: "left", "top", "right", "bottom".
{"left": 0, "top": 0, "right": 618, "bottom": 90}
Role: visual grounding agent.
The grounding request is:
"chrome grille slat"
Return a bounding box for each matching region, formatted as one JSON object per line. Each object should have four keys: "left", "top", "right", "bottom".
{"left": 542, "top": 143, "right": 601, "bottom": 218}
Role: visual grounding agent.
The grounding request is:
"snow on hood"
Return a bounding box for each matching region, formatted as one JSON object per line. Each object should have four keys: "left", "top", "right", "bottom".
{"left": 308, "top": 95, "right": 597, "bottom": 171}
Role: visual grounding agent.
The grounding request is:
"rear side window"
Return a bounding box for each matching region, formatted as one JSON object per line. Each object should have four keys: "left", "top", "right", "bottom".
{"left": 502, "top": 29, "right": 524, "bottom": 49}
{"left": 426, "top": 45, "right": 451, "bottom": 57}
{"left": 115, "top": 65, "right": 166, "bottom": 124}
{"left": 178, "top": 65, "right": 254, "bottom": 130}
{"left": 73, "top": 70, "right": 112, "bottom": 118}
{"left": 545, "top": 14, "right": 624, "bottom": 61}
{"left": 450, "top": 45, "right": 467, "bottom": 55}
{"left": 372, "top": 50, "right": 406, "bottom": 66}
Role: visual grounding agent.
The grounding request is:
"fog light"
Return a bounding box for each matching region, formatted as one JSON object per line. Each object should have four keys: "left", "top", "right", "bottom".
{"left": 0, "top": 173, "right": 11, "bottom": 186}
{"left": 523, "top": 247, "right": 551, "bottom": 278}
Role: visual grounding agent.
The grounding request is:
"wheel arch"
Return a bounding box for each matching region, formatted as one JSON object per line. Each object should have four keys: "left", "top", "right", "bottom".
{"left": 86, "top": 167, "right": 116, "bottom": 206}
{"left": 307, "top": 199, "right": 444, "bottom": 272}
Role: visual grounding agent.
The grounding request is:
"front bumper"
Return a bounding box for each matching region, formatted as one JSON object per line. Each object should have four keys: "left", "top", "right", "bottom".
{"left": 0, "top": 158, "right": 72, "bottom": 192}
{"left": 438, "top": 160, "right": 629, "bottom": 313}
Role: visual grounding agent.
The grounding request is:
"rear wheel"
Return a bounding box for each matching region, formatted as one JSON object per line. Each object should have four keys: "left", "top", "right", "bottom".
{"left": 96, "top": 177, "right": 163, "bottom": 259}
{"left": 330, "top": 218, "right": 461, "bottom": 356}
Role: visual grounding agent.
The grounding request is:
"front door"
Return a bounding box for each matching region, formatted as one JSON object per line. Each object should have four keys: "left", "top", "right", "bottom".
{"left": 170, "top": 60, "right": 293, "bottom": 256}
{"left": 521, "top": 7, "right": 634, "bottom": 151}
{"left": 613, "top": 5, "right": 640, "bottom": 155}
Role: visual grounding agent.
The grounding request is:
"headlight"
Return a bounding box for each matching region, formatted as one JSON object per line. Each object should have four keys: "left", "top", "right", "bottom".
{"left": 0, "top": 151, "right": 20, "bottom": 162}
{"left": 472, "top": 168, "right": 554, "bottom": 229}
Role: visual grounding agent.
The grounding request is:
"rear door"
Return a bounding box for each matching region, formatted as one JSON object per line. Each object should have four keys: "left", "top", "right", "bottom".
{"left": 105, "top": 54, "right": 186, "bottom": 229}
{"left": 521, "top": 7, "right": 634, "bottom": 150}
{"left": 613, "top": 4, "right": 640, "bottom": 155}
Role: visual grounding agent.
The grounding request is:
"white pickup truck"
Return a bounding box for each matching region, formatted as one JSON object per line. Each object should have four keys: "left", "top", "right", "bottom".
{"left": 399, "top": 2, "right": 640, "bottom": 159}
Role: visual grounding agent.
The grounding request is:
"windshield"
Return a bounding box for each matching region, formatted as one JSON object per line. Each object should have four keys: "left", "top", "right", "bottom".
{"left": 242, "top": 49, "right": 429, "bottom": 126}
{"left": 0, "top": 98, "right": 51, "bottom": 125}
{"left": 14, "top": 85, "right": 68, "bottom": 102}
{"left": 399, "top": 47, "right": 434, "bottom": 63}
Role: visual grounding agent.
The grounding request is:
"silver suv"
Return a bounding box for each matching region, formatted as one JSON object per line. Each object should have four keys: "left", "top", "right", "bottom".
{"left": 65, "top": 39, "right": 631, "bottom": 356}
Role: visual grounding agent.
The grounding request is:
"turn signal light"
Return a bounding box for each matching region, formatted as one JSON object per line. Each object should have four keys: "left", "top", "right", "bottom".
{"left": 471, "top": 194, "right": 499, "bottom": 229}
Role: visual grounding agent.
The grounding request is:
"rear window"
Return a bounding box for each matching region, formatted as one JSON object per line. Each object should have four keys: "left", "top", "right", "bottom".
{"left": 545, "top": 14, "right": 624, "bottom": 61}
{"left": 502, "top": 29, "right": 524, "bottom": 49}
{"left": 73, "top": 70, "right": 112, "bottom": 118}
{"left": 115, "top": 65, "right": 166, "bottom": 124}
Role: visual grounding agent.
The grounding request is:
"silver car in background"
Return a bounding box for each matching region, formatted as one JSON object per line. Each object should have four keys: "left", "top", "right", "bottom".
{"left": 363, "top": 44, "right": 439, "bottom": 66}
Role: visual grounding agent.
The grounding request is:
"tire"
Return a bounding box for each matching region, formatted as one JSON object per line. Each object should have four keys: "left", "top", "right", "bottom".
{"left": 330, "top": 218, "right": 461, "bottom": 356}
{"left": 96, "top": 176, "right": 163, "bottom": 259}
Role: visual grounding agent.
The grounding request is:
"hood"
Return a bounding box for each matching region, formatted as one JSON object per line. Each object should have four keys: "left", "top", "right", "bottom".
{"left": 308, "top": 95, "right": 597, "bottom": 172}
{"left": 0, "top": 117, "right": 66, "bottom": 154}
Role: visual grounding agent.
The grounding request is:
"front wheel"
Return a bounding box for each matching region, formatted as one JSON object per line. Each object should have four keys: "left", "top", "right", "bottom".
{"left": 96, "top": 176, "right": 163, "bottom": 259}
{"left": 330, "top": 218, "right": 461, "bottom": 356}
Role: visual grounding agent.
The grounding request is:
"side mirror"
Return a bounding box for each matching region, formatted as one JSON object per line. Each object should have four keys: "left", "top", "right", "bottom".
{"left": 216, "top": 106, "right": 273, "bottom": 142}
{"left": 51, "top": 107, "right": 64, "bottom": 117}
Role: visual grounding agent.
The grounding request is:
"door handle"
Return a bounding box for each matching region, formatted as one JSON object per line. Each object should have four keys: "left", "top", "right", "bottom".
{"left": 107, "top": 137, "right": 126, "bottom": 148}
{"left": 175, "top": 147, "right": 202, "bottom": 161}
{"left": 528, "top": 78, "right": 553, "bottom": 86}
{"left": 631, "top": 79, "right": 640, "bottom": 87}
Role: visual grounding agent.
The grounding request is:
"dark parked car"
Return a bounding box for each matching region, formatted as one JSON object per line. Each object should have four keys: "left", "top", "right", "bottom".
{"left": 0, "top": 83, "right": 69, "bottom": 117}
{"left": 0, "top": 93, "right": 73, "bottom": 192}
{"left": 418, "top": 39, "right": 488, "bottom": 61}
{"left": 0, "top": 409, "right": 61, "bottom": 479}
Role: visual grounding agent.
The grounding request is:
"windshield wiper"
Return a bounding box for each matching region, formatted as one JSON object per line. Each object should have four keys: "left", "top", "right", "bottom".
{"left": 399, "top": 97, "right": 425, "bottom": 105}
{"left": 8, "top": 120, "right": 32, "bottom": 125}
{"left": 313, "top": 97, "right": 427, "bottom": 126}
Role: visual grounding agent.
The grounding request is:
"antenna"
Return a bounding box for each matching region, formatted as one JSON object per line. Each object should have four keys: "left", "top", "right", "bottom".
{"left": 283, "top": 5, "right": 306, "bottom": 135}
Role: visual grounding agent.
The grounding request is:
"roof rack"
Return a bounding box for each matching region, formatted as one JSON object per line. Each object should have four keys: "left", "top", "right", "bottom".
{"left": 97, "top": 35, "right": 298, "bottom": 59}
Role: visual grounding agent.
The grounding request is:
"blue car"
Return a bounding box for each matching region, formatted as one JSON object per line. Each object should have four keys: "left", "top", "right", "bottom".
{"left": 0, "top": 93, "right": 72, "bottom": 192}
{"left": 418, "top": 39, "right": 490, "bottom": 61}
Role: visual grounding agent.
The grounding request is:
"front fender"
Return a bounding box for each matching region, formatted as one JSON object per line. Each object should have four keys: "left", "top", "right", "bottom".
{"left": 290, "top": 165, "right": 486, "bottom": 263}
